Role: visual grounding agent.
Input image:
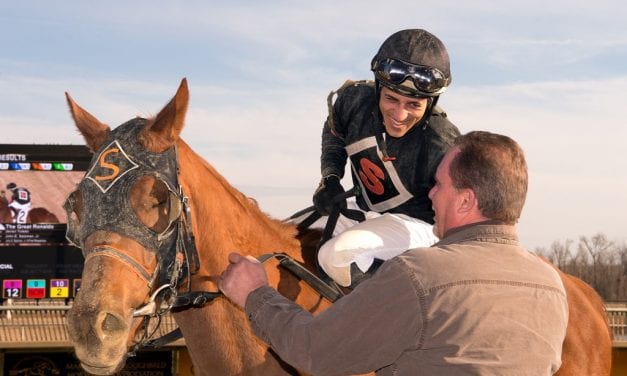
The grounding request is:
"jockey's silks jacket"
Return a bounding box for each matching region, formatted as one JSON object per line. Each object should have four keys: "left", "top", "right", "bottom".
{"left": 320, "top": 81, "right": 460, "bottom": 224}
{"left": 245, "top": 222, "right": 569, "bottom": 375}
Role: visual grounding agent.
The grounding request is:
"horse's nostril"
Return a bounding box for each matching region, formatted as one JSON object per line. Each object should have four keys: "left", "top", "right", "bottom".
{"left": 101, "top": 312, "right": 127, "bottom": 336}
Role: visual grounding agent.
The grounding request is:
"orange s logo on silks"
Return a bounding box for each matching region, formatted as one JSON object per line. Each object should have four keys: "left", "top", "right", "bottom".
{"left": 358, "top": 158, "right": 385, "bottom": 195}
{"left": 95, "top": 148, "right": 121, "bottom": 181}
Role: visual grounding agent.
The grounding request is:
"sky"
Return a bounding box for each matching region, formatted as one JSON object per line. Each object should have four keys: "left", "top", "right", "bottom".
{"left": 1, "top": 0, "right": 626, "bottom": 250}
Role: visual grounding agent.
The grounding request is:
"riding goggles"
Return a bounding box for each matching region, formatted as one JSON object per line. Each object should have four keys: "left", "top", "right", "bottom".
{"left": 372, "top": 58, "right": 450, "bottom": 96}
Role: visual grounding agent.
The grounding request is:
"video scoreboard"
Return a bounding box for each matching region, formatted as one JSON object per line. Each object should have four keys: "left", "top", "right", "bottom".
{"left": 0, "top": 144, "right": 91, "bottom": 302}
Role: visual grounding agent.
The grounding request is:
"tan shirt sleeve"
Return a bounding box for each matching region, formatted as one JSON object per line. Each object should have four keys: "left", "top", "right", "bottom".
{"left": 245, "top": 258, "right": 424, "bottom": 376}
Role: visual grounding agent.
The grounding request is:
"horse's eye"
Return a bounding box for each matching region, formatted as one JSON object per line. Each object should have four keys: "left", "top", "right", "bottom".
{"left": 130, "top": 176, "right": 170, "bottom": 233}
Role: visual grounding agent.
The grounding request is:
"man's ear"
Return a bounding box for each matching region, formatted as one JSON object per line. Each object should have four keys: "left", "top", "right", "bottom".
{"left": 458, "top": 188, "right": 478, "bottom": 214}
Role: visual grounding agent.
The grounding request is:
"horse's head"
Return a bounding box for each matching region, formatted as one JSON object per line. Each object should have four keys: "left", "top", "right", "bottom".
{"left": 65, "top": 79, "right": 194, "bottom": 375}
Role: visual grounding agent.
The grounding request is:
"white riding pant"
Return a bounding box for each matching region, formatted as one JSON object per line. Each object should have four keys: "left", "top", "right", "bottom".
{"left": 294, "top": 201, "right": 438, "bottom": 287}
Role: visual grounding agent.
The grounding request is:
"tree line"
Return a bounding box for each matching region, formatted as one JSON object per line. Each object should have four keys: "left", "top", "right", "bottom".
{"left": 535, "top": 233, "right": 627, "bottom": 302}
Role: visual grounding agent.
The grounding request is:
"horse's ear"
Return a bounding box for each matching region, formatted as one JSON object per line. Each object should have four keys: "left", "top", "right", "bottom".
{"left": 65, "top": 92, "right": 111, "bottom": 152}
{"left": 141, "top": 78, "right": 189, "bottom": 152}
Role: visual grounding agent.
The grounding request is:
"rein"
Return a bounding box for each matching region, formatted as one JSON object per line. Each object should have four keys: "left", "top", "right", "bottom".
{"left": 139, "top": 251, "right": 345, "bottom": 349}
{"left": 129, "top": 160, "right": 206, "bottom": 353}
{"left": 68, "top": 119, "right": 358, "bottom": 351}
{"left": 62, "top": 121, "right": 207, "bottom": 353}
{"left": 67, "top": 186, "right": 198, "bottom": 354}
{"left": 136, "top": 187, "right": 361, "bottom": 349}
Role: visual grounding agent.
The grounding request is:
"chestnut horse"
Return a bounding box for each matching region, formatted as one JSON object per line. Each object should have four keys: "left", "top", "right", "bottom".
{"left": 550, "top": 264, "right": 612, "bottom": 375}
{"left": 64, "top": 79, "right": 337, "bottom": 376}
{"left": 27, "top": 208, "right": 60, "bottom": 223}
{"left": 64, "top": 79, "right": 611, "bottom": 375}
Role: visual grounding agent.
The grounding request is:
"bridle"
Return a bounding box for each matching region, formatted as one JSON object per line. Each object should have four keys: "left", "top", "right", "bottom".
{"left": 64, "top": 118, "right": 348, "bottom": 354}
{"left": 64, "top": 118, "right": 221, "bottom": 352}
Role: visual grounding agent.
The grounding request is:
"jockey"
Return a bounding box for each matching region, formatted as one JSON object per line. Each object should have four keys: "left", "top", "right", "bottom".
{"left": 312, "top": 29, "right": 461, "bottom": 288}
{"left": 6, "top": 182, "right": 32, "bottom": 223}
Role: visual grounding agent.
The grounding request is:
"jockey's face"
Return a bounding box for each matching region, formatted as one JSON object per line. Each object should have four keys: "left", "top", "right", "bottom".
{"left": 378, "top": 86, "right": 428, "bottom": 138}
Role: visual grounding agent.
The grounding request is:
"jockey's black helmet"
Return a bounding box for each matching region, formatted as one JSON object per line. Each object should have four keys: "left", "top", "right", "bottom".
{"left": 371, "top": 29, "right": 451, "bottom": 98}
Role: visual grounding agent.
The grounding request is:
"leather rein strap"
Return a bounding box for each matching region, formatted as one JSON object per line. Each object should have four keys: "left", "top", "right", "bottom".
{"left": 143, "top": 251, "right": 344, "bottom": 348}
{"left": 257, "top": 253, "right": 343, "bottom": 303}
{"left": 143, "top": 188, "right": 359, "bottom": 348}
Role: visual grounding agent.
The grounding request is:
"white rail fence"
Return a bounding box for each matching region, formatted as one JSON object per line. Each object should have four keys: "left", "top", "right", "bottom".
{"left": 0, "top": 300, "right": 181, "bottom": 346}
{"left": 0, "top": 301, "right": 625, "bottom": 346}
{"left": 607, "top": 307, "right": 627, "bottom": 344}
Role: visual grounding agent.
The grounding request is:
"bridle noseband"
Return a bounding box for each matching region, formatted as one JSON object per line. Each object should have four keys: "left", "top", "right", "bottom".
{"left": 64, "top": 118, "right": 217, "bottom": 352}
{"left": 65, "top": 118, "right": 345, "bottom": 354}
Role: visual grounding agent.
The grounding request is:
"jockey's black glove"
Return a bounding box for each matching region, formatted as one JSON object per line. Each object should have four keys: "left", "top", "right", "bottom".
{"left": 313, "top": 175, "right": 346, "bottom": 216}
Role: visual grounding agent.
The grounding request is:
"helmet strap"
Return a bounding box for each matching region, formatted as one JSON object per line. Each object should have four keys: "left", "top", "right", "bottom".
{"left": 420, "top": 96, "right": 439, "bottom": 130}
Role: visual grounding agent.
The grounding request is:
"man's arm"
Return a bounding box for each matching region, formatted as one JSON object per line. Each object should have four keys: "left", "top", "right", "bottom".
{"left": 221, "top": 254, "right": 423, "bottom": 375}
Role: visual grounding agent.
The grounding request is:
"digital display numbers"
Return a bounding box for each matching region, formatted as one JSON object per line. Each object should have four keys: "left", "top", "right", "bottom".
{"left": 26, "top": 279, "right": 46, "bottom": 299}
{"left": 3, "top": 279, "right": 23, "bottom": 298}
{"left": 1, "top": 278, "right": 82, "bottom": 299}
{"left": 50, "top": 279, "right": 70, "bottom": 298}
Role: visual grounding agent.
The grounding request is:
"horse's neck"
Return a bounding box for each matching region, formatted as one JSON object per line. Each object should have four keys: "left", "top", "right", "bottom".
{"left": 177, "top": 142, "right": 301, "bottom": 287}
{"left": 173, "top": 143, "right": 329, "bottom": 375}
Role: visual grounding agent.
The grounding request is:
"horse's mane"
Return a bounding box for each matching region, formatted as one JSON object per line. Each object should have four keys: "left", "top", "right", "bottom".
{"left": 177, "top": 140, "right": 301, "bottom": 250}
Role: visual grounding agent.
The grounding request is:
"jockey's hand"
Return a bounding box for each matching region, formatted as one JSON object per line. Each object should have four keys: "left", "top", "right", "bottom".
{"left": 219, "top": 252, "right": 268, "bottom": 309}
{"left": 313, "top": 175, "right": 346, "bottom": 216}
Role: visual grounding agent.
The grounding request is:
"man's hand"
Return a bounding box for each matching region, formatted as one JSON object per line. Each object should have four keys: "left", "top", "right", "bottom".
{"left": 219, "top": 252, "right": 268, "bottom": 308}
